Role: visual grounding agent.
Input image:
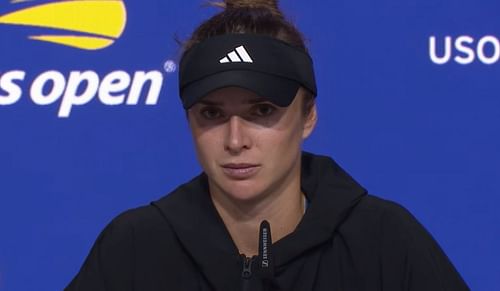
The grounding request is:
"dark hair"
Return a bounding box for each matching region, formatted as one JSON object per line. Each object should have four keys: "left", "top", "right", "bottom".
{"left": 182, "top": 0, "right": 315, "bottom": 116}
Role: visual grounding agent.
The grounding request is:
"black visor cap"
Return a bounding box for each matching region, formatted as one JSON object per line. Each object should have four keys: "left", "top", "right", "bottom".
{"left": 179, "top": 34, "right": 316, "bottom": 109}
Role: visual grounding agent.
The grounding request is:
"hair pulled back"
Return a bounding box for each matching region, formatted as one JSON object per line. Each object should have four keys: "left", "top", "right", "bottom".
{"left": 183, "top": 0, "right": 314, "bottom": 115}
{"left": 183, "top": 0, "right": 307, "bottom": 52}
{"left": 212, "top": 0, "right": 281, "bottom": 16}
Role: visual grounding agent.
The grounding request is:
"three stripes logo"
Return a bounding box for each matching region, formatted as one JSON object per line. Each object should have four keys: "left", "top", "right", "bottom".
{"left": 219, "top": 45, "right": 254, "bottom": 63}
{"left": 0, "top": 0, "right": 127, "bottom": 50}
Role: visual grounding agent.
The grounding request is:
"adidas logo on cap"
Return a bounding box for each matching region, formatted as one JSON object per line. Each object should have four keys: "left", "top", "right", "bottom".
{"left": 219, "top": 45, "right": 254, "bottom": 63}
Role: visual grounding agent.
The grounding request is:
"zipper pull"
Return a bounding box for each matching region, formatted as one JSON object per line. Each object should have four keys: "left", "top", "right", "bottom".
{"left": 241, "top": 256, "right": 254, "bottom": 291}
{"left": 242, "top": 256, "right": 253, "bottom": 279}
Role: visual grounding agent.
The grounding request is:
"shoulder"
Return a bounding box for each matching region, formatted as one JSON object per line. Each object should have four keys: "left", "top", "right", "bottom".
{"left": 340, "top": 194, "right": 422, "bottom": 238}
{"left": 352, "top": 194, "right": 415, "bottom": 219}
{"left": 66, "top": 196, "right": 192, "bottom": 290}
{"left": 336, "top": 194, "right": 437, "bottom": 261}
{"left": 103, "top": 204, "right": 162, "bottom": 231}
{"left": 97, "top": 174, "right": 207, "bottom": 246}
{"left": 341, "top": 195, "right": 469, "bottom": 290}
{"left": 95, "top": 200, "right": 177, "bottom": 249}
{"left": 110, "top": 203, "right": 166, "bottom": 228}
{"left": 86, "top": 197, "right": 186, "bottom": 270}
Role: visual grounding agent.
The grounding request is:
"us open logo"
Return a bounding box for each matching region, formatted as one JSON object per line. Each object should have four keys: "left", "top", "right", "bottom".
{"left": 0, "top": 0, "right": 168, "bottom": 118}
{"left": 429, "top": 35, "right": 500, "bottom": 65}
{"left": 0, "top": 0, "right": 126, "bottom": 50}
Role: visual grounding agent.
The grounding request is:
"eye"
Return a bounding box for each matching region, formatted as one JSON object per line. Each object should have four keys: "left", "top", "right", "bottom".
{"left": 252, "top": 103, "right": 277, "bottom": 117}
{"left": 200, "top": 107, "right": 223, "bottom": 120}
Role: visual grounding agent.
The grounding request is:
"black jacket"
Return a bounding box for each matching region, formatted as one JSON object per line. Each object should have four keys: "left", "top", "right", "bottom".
{"left": 66, "top": 152, "right": 469, "bottom": 291}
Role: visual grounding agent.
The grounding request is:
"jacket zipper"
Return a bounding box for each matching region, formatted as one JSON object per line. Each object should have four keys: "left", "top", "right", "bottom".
{"left": 241, "top": 256, "right": 253, "bottom": 291}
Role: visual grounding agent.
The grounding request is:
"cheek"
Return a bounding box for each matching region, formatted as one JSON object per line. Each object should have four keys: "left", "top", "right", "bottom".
{"left": 191, "top": 128, "right": 223, "bottom": 168}
{"left": 272, "top": 119, "right": 305, "bottom": 146}
{"left": 257, "top": 123, "right": 304, "bottom": 161}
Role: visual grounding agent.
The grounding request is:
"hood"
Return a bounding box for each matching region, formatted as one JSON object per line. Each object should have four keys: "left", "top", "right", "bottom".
{"left": 151, "top": 152, "right": 367, "bottom": 290}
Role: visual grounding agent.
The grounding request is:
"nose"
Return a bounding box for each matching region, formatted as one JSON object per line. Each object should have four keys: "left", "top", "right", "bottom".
{"left": 224, "top": 115, "right": 252, "bottom": 154}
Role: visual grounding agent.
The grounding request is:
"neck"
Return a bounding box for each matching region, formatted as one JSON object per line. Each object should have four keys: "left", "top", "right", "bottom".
{"left": 209, "top": 168, "right": 304, "bottom": 257}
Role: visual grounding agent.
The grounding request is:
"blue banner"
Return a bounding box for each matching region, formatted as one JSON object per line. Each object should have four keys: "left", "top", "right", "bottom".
{"left": 1, "top": 0, "right": 498, "bottom": 290}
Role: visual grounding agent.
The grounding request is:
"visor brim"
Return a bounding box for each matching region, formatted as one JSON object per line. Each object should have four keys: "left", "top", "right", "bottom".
{"left": 181, "top": 70, "right": 300, "bottom": 109}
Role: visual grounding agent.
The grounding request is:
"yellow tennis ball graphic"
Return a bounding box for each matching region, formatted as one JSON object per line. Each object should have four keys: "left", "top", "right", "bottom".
{"left": 0, "top": 0, "right": 127, "bottom": 50}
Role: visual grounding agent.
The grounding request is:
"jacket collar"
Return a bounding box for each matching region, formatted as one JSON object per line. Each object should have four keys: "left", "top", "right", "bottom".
{"left": 151, "top": 152, "right": 367, "bottom": 289}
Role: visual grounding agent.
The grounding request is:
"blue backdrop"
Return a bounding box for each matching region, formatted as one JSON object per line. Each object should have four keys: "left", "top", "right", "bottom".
{"left": 1, "top": 0, "right": 498, "bottom": 290}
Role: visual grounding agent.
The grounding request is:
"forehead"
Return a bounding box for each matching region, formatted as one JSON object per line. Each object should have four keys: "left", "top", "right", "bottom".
{"left": 198, "top": 87, "right": 274, "bottom": 106}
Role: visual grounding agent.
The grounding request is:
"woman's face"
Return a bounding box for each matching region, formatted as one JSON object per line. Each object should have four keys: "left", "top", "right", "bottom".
{"left": 187, "top": 86, "right": 316, "bottom": 202}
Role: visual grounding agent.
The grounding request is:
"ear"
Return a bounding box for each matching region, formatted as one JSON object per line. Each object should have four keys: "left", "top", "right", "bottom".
{"left": 302, "top": 103, "right": 317, "bottom": 139}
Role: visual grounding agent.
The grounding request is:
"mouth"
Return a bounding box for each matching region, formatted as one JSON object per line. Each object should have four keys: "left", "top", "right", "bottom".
{"left": 220, "top": 163, "right": 261, "bottom": 179}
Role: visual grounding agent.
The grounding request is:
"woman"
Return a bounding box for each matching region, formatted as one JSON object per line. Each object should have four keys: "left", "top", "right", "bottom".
{"left": 66, "top": 0, "right": 469, "bottom": 290}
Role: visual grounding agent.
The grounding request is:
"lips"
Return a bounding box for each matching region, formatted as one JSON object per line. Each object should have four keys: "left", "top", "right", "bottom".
{"left": 221, "top": 163, "right": 261, "bottom": 179}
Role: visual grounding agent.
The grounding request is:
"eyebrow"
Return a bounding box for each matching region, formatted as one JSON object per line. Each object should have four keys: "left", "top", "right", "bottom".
{"left": 198, "top": 97, "right": 269, "bottom": 106}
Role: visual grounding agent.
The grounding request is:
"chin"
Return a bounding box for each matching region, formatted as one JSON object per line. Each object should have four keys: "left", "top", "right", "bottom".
{"left": 217, "top": 179, "right": 266, "bottom": 202}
